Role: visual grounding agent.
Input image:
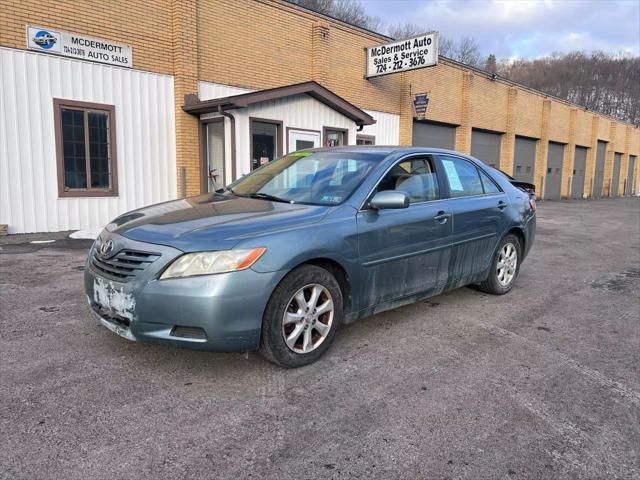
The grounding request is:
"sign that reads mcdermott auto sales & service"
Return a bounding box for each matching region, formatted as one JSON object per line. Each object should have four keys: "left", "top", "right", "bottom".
{"left": 366, "top": 32, "right": 438, "bottom": 78}
{"left": 26, "top": 26, "right": 132, "bottom": 68}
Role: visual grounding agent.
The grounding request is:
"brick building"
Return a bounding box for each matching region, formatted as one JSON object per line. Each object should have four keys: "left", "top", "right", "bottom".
{"left": 1, "top": 0, "right": 638, "bottom": 233}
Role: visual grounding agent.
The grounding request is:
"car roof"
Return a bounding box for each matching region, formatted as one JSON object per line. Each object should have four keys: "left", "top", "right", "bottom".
{"left": 303, "top": 146, "right": 465, "bottom": 157}
{"left": 298, "top": 145, "right": 466, "bottom": 156}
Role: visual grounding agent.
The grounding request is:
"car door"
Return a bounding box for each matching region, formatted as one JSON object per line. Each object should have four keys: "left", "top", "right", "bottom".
{"left": 437, "top": 155, "right": 509, "bottom": 288}
{"left": 356, "top": 155, "right": 453, "bottom": 306}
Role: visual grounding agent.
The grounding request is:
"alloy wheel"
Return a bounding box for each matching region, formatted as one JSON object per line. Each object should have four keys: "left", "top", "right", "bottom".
{"left": 497, "top": 242, "right": 518, "bottom": 287}
{"left": 282, "top": 284, "right": 334, "bottom": 354}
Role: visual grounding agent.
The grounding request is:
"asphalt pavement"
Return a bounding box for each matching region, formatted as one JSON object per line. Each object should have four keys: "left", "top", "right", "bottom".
{"left": 1, "top": 198, "right": 639, "bottom": 479}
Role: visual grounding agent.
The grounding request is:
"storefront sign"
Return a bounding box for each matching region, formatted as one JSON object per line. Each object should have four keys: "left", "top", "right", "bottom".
{"left": 26, "top": 26, "right": 132, "bottom": 68}
{"left": 413, "top": 94, "right": 429, "bottom": 117}
{"left": 366, "top": 32, "right": 438, "bottom": 78}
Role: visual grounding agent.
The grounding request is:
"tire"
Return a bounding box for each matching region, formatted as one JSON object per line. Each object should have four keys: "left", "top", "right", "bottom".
{"left": 478, "top": 233, "right": 522, "bottom": 295}
{"left": 259, "top": 265, "right": 343, "bottom": 367}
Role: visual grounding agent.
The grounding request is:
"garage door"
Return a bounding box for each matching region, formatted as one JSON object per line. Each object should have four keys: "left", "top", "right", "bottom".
{"left": 571, "top": 146, "right": 587, "bottom": 199}
{"left": 627, "top": 155, "right": 637, "bottom": 195}
{"left": 611, "top": 152, "right": 622, "bottom": 196}
{"left": 514, "top": 136, "right": 536, "bottom": 183}
{"left": 471, "top": 130, "right": 501, "bottom": 167}
{"left": 545, "top": 142, "right": 564, "bottom": 200}
{"left": 593, "top": 141, "right": 607, "bottom": 197}
{"left": 412, "top": 121, "right": 456, "bottom": 150}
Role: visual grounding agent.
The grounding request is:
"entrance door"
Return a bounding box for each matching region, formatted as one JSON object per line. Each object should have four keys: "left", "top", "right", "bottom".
{"left": 611, "top": 152, "right": 622, "bottom": 196}
{"left": 593, "top": 141, "right": 607, "bottom": 197}
{"left": 288, "top": 129, "right": 320, "bottom": 153}
{"left": 571, "top": 146, "right": 587, "bottom": 199}
{"left": 204, "top": 120, "right": 225, "bottom": 192}
{"left": 545, "top": 142, "right": 564, "bottom": 200}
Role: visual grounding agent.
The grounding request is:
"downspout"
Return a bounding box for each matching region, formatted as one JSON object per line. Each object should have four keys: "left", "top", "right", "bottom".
{"left": 218, "top": 105, "right": 237, "bottom": 181}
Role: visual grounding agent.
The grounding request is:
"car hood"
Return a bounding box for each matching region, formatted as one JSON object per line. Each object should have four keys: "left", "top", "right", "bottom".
{"left": 107, "top": 193, "right": 331, "bottom": 252}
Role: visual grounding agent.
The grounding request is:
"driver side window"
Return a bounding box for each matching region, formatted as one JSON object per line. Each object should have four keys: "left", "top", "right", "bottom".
{"left": 375, "top": 156, "right": 440, "bottom": 203}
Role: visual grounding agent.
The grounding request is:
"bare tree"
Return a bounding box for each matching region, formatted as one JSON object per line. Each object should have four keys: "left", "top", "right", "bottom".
{"left": 454, "top": 36, "right": 482, "bottom": 67}
{"left": 499, "top": 51, "right": 639, "bottom": 125}
{"left": 289, "top": 0, "right": 383, "bottom": 32}
{"left": 386, "top": 22, "right": 425, "bottom": 40}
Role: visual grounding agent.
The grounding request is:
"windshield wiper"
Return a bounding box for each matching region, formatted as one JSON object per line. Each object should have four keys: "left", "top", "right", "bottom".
{"left": 247, "top": 192, "right": 293, "bottom": 203}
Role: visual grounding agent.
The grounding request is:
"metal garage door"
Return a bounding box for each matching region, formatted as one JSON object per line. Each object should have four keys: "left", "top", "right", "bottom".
{"left": 611, "top": 152, "right": 622, "bottom": 196}
{"left": 412, "top": 121, "right": 456, "bottom": 150}
{"left": 593, "top": 141, "right": 607, "bottom": 197}
{"left": 514, "top": 136, "right": 536, "bottom": 183}
{"left": 545, "top": 142, "right": 564, "bottom": 200}
{"left": 571, "top": 146, "right": 587, "bottom": 199}
{"left": 627, "top": 155, "right": 637, "bottom": 195}
{"left": 471, "top": 130, "right": 501, "bottom": 167}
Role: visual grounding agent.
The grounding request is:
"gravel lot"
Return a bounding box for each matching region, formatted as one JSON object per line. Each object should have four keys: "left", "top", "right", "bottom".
{"left": 1, "top": 198, "right": 639, "bottom": 480}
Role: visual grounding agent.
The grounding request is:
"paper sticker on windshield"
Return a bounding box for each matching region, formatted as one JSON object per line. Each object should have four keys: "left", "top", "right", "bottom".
{"left": 289, "top": 151, "right": 313, "bottom": 157}
{"left": 442, "top": 159, "right": 464, "bottom": 191}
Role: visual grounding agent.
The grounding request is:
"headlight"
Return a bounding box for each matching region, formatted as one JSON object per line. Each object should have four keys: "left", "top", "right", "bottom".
{"left": 160, "top": 247, "right": 266, "bottom": 279}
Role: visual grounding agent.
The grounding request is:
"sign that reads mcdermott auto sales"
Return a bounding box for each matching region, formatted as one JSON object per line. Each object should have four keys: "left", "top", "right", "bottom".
{"left": 26, "top": 26, "right": 132, "bottom": 68}
{"left": 366, "top": 32, "right": 438, "bottom": 78}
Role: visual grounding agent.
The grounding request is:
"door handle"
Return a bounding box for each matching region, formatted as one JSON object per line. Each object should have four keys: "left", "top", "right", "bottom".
{"left": 434, "top": 211, "right": 451, "bottom": 223}
{"left": 497, "top": 201, "right": 508, "bottom": 210}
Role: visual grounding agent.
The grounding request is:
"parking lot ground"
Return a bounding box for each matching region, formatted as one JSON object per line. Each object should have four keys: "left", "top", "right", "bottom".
{"left": 1, "top": 197, "right": 639, "bottom": 480}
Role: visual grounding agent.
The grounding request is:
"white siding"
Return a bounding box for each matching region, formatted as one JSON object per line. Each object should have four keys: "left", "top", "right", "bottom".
{"left": 198, "top": 81, "right": 252, "bottom": 100}
{"left": 361, "top": 109, "right": 400, "bottom": 145}
{"left": 0, "top": 47, "right": 176, "bottom": 233}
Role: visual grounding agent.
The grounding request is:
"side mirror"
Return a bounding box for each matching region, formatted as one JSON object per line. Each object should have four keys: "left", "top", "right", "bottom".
{"left": 369, "top": 190, "right": 410, "bottom": 210}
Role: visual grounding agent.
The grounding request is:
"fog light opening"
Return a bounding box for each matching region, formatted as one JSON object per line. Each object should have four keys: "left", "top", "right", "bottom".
{"left": 170, "top": 326, "right": 207, "bottom": 340}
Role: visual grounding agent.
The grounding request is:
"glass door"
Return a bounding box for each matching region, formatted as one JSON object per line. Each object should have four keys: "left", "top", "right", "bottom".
{"left": 205, "top": 121, "right": 225, "bottom": 192}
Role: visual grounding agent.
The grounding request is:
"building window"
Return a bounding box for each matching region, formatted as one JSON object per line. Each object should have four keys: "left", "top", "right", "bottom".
{"left": 323, "top": 127, "right": 348, "bottom": 147}
{"left": 251, "top": 118, "right": 282, "bottom": 170}
{"left": 54, "top": 99, "right": 117, "bottom": 197}
{"left": 356, "top": 135, "right": 375, "bottom": 146}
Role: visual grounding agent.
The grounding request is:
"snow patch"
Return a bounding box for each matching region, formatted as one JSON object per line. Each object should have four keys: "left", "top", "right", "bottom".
{"left": 70, "top": 227, "right": 103, "bottom": 240}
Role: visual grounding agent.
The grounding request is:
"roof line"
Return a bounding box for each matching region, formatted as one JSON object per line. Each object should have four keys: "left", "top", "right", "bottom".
{"left": 183, "top": 80, "right": 376, "bottom": 126}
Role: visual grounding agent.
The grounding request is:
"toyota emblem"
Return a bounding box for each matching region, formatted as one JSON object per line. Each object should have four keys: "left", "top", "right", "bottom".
{"left": 99, "top": 239, "right": 114, "bottom": 257}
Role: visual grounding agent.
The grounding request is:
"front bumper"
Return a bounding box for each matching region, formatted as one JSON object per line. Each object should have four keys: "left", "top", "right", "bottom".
{"left": 84, "top": 233, "right": 287, "bottom": 352}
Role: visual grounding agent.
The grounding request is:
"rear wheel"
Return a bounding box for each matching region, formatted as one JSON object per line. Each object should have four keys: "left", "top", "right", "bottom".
{"left": 478, "top": 234, "right": 521, "bottom": 295}
{"left": 259, "top": 265, "right": 342, "bottom": 367}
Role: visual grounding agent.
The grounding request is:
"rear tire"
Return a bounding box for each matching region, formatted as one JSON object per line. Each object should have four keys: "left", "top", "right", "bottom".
{"left": 259, "top": 265, "right": 343, "bottom": 368}
{"left": 478, "top": 233, "right": 521, "bottom": 295}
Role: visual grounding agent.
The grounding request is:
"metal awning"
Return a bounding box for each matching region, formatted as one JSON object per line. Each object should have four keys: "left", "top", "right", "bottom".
{"left": 183, "top": 81, "right": 376, "bottom": 127}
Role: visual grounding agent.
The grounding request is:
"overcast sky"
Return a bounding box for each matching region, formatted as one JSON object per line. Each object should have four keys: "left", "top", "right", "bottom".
{"left": 361, "top": 0, "right": 640, "bottom": 59}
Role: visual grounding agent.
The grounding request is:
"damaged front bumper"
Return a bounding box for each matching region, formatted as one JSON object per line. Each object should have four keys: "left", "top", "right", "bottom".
{"left": 84, "top": 233, "right": 287, "bottom": 352}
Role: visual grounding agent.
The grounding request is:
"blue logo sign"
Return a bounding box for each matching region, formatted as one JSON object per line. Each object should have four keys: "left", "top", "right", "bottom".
{"left": 33, "top": 30, "right": 57, "bottom": 49}
{"left": 413, "top": 94, "right": 429, "bottom": 115}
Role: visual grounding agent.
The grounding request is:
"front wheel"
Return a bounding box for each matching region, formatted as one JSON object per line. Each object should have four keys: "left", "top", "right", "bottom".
{"left": 259, "top": 265, "right": 343, "bottom": 367}
{"left": 478, "top": 234, "right": 522, "bottom": 295}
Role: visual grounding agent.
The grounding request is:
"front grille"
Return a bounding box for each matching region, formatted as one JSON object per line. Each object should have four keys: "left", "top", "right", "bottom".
{"left": 91, "top": 249, "right": 160, "bottom": 282}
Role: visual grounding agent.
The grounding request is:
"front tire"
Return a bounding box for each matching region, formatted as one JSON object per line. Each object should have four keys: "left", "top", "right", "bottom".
{"left": 478, "top": 233, "right": 521, "bottom": 295}
{"left": 259, "top": 265, "right": 343, "bottom": 367}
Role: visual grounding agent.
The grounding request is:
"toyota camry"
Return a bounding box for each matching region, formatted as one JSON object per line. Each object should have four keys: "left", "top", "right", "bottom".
{"left": 85, "top": 147, "right": 536, "bottom": 367}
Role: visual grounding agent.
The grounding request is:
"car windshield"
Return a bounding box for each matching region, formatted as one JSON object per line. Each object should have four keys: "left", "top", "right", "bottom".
{"left": 227, "top": 151, "right": 384, "bottom": 206}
